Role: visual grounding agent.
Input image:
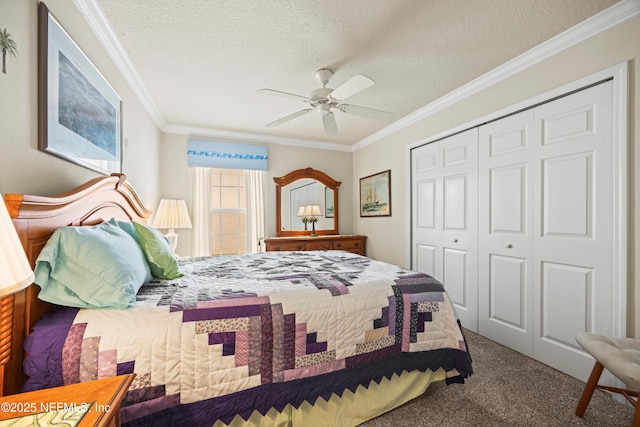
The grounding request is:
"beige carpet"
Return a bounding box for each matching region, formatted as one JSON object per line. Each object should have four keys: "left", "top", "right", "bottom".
{"left": 362, "top": 329, "right": 634, "bottom": 426}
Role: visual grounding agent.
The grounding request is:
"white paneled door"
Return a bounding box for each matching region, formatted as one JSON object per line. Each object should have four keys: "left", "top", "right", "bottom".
{"left": 532, "top": 81, "right": 614, "bottom": 381}
{"left": 478, "top": 110, "right": 536, "bottom": 356}
{"left": 478, "top": 81, "right": 615, "bottom": 382}
{"left": 412, "top": 128, "right": 478, "bottom": 332}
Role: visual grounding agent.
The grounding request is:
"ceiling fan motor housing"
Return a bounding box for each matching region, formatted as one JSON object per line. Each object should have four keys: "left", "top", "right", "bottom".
{"left": 315, "top": 68, "right": 333, "bottom": 87}
{"left": 310, "top": 87, "right": 334, "bottom": 107}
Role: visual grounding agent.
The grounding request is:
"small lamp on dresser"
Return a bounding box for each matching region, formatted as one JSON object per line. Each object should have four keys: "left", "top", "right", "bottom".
{"left": 0, "top": 197, "right": 34, "bottom": 396}
{"left": 304, "top": 204, "right": 323, "bottom": 236}
{"left": 152, "top": 199, "right": 193, "bottom": 252}
{"left": 296, "top": 206, "right": 309, "bottom": 230}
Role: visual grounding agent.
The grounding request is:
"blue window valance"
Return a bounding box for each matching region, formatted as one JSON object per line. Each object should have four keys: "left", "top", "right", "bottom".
{"left": 187, "top": 140, "right": 268, "bottom": 171}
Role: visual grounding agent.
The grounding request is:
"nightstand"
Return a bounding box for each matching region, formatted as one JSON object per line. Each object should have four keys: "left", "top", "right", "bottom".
{"left": 0, "top": 374, "right": 135, "bottom": 427}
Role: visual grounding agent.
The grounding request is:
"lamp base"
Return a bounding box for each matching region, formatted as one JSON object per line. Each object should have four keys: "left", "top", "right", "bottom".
{"left": 165, "top": 228, "right": 178, "bottom": 252}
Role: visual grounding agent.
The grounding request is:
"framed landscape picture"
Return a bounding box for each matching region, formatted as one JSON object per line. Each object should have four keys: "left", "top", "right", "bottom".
{"left": 38, "top": 3, "right": 122, "bottom": 175}
{"left": 359, "top": 170, "right": 391, "bottom": 217}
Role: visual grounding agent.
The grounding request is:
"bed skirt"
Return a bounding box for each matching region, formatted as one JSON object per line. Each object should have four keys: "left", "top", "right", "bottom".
{"left": 216, "top": 368, "right": 447, "bottom": 427}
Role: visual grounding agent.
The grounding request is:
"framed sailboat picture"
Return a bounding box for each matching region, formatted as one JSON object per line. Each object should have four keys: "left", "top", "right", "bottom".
{"left": 359, "top": 170, "right": 391, "bottom": 217}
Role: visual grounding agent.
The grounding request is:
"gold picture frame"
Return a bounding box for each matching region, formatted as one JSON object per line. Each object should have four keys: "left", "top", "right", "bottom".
{"left": 359, "top": 170, "right": 391, "bottom": 217}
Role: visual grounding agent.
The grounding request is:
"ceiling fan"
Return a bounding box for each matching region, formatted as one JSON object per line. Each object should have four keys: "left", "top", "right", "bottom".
{"left": 258, "top": 68, "right": 394, "bottom": 137}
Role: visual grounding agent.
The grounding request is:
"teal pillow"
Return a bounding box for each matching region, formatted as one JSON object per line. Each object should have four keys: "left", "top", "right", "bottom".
{"left": 34, "top": 222, "right": 152, "bottom": 309}
{"left": 131, "top": 221, "right": 182, "bottom": 280}
{"left": 108, "top": 217, "right": 136, "bottom": 239}
{"left": 108, "top": 218, "right": 169, "bottom": 244}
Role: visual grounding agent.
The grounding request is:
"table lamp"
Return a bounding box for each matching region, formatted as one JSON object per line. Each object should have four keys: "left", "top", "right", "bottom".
{"left": 296, "top": 205, "right": 309, "bottom": 230}
{"left": 304, "top": 204, "right": 323, "bottom": 236}
{"left": 0, "top": 197, "right": 34, "bottom": 387}
{"left": 151, "top": 199, "right": 193, "bottom": 252}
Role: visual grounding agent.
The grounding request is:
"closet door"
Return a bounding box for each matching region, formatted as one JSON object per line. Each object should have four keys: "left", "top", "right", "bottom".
{"left": 412, "top": 141, "right": 441, "bottom": 280}
{"left": 412, "top": 128, "right": 478, "bottom": 331}
{"left": 532, "top": 81, "right": 614, "bottom": 382}
{"left": 412, "top": 76, "right": 620, "bottom": 384}
{"left": 478, "top": 81, "right": 616, "bottom": 382}
{"left": 478, "top": 111, "right": 535, "bottom": 355}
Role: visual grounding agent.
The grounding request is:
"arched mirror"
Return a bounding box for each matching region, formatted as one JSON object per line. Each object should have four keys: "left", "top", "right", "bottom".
{"left": 274, "top": 168, "right": 340, "bottom": 236}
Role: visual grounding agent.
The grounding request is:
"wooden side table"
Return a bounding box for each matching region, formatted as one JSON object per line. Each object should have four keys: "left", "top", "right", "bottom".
{"left": 0, "top": 374, "right": 135, "bottom": 427}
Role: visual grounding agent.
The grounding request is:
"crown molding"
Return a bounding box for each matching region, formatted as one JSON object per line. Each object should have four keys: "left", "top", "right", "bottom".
{"left": 163, "top": 125, "right": 353, "bottom": 152}
{"left": 73, "top": 0, "right": 165, "bottom": 129}
{"left": 353, "top": 0, "right": 640, "bottom": 151}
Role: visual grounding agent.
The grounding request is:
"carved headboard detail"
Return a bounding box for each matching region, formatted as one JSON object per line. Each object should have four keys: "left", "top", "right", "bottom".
{"left": 2, "top": 173, "right": 152, "bottom": 395}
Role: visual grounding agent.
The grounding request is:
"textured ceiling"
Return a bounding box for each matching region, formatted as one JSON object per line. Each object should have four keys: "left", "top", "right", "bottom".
{"left": 94, "top": 0, "right": 619, "bottom": 146}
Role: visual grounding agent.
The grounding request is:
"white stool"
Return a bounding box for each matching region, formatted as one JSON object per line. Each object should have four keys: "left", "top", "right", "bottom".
{"left": 575, "top": 332, "right": 640, "bottom": 426}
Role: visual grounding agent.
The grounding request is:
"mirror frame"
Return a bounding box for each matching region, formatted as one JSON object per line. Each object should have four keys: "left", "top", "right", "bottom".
{"left": 274, "top": 168, "right": 341, "bottom": 236}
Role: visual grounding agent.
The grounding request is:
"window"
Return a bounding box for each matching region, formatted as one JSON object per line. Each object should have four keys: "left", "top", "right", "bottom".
{"left": 209, "top": 169, "right": 247, "bottom": 255}
{"left": 190, "top": 167, "right": 264, "bottom": 257}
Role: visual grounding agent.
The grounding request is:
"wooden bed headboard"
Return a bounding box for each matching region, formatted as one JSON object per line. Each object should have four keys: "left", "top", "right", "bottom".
{"left": 2, "top": 173, "right": 152, "bottom": 395}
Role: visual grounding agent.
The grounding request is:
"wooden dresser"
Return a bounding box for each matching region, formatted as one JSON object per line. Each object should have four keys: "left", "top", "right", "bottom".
{"left": 264, "top": 235, "right": 366, "bottom": 256}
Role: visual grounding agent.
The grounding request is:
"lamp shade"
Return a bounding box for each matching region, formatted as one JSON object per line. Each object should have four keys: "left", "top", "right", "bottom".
{"left": 304, "top": 204, "right": 322, "bottom": 217}
{"left": 296, "top": 206, "right": 306, "bottom": 217}
{"left": 152, "top": 199, "right": 193, "bottom": 230}
{"left": 0, "top": 197, "right": 34, "bottom": 298}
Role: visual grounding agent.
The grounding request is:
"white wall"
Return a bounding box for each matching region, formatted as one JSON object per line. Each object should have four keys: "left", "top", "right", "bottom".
{"left": 0, "top": 0, "right": 161, "bottom": 206}
{"left": 159, "top": 133, "right": 353, "bottom": 256}
{"left": 352, "top": 15, "right": 640, "bottom": 336}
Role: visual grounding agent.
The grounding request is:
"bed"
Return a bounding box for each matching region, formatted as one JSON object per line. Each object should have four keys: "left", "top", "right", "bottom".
{"left": 4, "top": 174, "right": 472, "bottom": 427}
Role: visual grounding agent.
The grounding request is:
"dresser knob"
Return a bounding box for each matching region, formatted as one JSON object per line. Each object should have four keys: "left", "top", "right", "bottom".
{"left": 453, "top": 239, "right": 458, "bottom": 243}
{"left": 505, "top": 243, "right": 513, "bottom": 249}
{"left": 297, "top": 245, "right": 303, "bottom": 250}
{"left": 336, "top": 243, "right": 342, "bottom": 248}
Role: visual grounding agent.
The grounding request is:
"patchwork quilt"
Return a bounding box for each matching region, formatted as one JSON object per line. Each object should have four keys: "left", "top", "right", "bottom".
{"left": 23, "top": 251, "right": 472, "bottom": 426}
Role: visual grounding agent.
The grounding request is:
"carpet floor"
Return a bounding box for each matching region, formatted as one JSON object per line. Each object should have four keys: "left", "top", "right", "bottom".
{"left": 361, "top": 329, "right": 634, "bottom": 426}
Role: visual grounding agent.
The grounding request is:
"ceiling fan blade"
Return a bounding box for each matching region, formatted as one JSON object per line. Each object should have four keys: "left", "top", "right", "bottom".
{"left": 258, "top": 88, "right": 311, "bottom": 102}
{"left": 328, "top": 74, "right": 374, "bottom": 101}
{"left": 266, "top": 108, "right": 314, "bottom": 127}
{"left": 338, "top": 104, "right": 395, "bottom": 121}
{"left": 322, "top": 112, "right": 338, "bottom": 137}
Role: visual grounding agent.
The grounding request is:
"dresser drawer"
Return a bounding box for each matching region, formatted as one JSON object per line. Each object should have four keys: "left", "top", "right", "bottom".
{"left": 266, "top": 241, "right": 305, "bottom": 251}
{"left": 307, "top": 241, "right": 333, "bottom": 251}
{"left": 333, "top": 239, "right": 363, "bottom": 251}
{"left": 333, "top": 238, "right": 365, "bottom": 255}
